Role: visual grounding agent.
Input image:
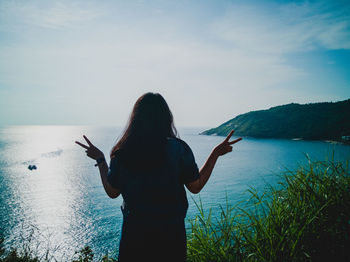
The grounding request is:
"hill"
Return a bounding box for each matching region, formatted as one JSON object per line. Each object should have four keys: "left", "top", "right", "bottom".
{"left": 201, "top": 99, "right": 350, "bottom": 141}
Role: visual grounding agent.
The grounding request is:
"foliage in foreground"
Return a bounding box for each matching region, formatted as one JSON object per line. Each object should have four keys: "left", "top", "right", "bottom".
{"left": 0, "top": 239, "right": 116, "bottom": 262}
{"left": 187, "top": 158, "right": 350, "bottom": 261}
{"left": 1, "top": 158, "right": 349, "bottom": 261}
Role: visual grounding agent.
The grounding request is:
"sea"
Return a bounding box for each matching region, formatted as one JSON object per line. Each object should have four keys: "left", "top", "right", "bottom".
{"left": 0, "top": 125, "right": 349, "bottom": 260}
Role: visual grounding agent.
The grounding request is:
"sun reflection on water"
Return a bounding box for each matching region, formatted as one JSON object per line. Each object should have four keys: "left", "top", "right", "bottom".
{"left": 0, "top": 126, "right": 123, "bottom": 259}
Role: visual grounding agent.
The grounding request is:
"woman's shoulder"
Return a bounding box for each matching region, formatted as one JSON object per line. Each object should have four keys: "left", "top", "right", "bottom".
{"left": 110, "top": 148, "right": 125, "bottom": 161}
{"left": 166, "top": 137, "right": 192, "bottom": 153}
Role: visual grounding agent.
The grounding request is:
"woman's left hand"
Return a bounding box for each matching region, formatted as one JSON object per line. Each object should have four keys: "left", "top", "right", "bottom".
{"left": 213, "top": 130, "right": 242, "bottom": 157}
{"left": 75, "top": 135, "right": 104, "bottom": 160}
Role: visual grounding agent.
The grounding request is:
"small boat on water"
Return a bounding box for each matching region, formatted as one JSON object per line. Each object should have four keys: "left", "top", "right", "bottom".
{"left": 28, "top": 165, "right": 37, "bottom": 170}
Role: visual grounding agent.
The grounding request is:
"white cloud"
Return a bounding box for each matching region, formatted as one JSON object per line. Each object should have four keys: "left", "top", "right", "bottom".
{"left": 212, "top": 1, "right": 350, "bottom": 54}
{"left": 0, "top": 0, "right": 102, "bottom": 30}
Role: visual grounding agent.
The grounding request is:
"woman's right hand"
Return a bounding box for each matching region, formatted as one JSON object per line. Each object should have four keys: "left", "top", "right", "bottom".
{"left": 213, "top": 130, "right": 242, "bottom": 157}
{"left": 75, "top": 135, "right": 105, "bottom": 161}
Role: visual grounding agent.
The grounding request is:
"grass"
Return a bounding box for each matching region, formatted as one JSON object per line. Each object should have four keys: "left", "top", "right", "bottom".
{"left": 187, "top": 157, "right": 350, "bottom": 261}
{"left": 0, "top": 242, "right": 116, "bottom": 262}
{"left": 1, "top": 157, "right": 349, "bottom": 261}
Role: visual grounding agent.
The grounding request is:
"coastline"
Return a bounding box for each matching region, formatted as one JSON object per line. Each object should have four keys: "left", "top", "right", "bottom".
{"left": 199, "top": 133, "right": 350, "bottom": 145}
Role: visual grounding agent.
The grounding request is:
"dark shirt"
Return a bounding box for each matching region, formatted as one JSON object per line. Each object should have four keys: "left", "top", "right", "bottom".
{"left": 107, "top": 137, "right": 200, "bottom": 261}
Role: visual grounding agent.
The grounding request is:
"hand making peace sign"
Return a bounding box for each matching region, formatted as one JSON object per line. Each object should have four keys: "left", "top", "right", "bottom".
{"left": 75, "top": 135, "right": 104, "bottom": 161}
{"left": 213, "top": 130, "right": 242, "bottom": 156}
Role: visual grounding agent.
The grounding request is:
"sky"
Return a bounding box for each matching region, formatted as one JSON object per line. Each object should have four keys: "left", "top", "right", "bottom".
{"left": 0, "top": 0, "right": 349, "bottom": 127}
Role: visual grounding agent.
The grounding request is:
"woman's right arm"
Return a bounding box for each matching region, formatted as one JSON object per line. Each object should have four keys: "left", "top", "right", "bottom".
{"left": 75, "top": 135, "right": 120, "bottom": 199}
{"left": 186, "top": 130, "right": 242, "bottom": 194}
{"left": 96, "top": 160, "right": 120, "bottom": 199}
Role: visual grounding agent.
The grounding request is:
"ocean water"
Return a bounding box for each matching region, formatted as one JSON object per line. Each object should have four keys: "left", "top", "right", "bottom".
{"left": 0, "top": 125, "right": 349, "bottom": 259}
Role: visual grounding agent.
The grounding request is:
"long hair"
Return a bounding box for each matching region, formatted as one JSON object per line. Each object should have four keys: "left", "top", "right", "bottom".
{"left": 111, "top": 92, "right": 178, "bottom": 170}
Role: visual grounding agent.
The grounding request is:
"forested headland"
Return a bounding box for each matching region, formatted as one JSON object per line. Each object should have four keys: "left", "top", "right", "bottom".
{"left": 201, "top": 99, "right": 350, "bottom": 142}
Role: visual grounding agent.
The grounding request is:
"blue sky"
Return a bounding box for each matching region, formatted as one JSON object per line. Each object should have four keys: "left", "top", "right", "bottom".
{"left": 0, "top": 0, "right": 349, "bottom": 127}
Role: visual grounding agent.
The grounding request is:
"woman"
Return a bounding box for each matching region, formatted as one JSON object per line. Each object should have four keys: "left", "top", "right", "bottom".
{"left": 76, "top": 93, "right": 242, "bottom": 261}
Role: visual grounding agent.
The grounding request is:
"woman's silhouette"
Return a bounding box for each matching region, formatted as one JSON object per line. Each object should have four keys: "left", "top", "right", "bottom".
{"left": 76, "top": 92, "right": 242, "bottom": 261}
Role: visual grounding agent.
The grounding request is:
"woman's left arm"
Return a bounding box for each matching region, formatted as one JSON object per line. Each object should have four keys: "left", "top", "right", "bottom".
{"left": 75, "top": 135, "right": 120, "bottom": 199}
{"left": 186, "top": 130, "right": 242, "bottom": 194}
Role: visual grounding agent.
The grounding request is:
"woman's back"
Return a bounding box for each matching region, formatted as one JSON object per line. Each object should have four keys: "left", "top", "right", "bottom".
{"left": 108, "top": 137, "right": 199, "bottom": 222}
{"left": 108, "top": 137, "right": 199, "bottom": 261}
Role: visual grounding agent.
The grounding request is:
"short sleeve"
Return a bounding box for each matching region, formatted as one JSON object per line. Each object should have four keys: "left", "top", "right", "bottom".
{"left": 179, "top": 140, "right": 200, "bottom": 184}
{"left": 107, "top": 155, "right": 121, "bottom": 190}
